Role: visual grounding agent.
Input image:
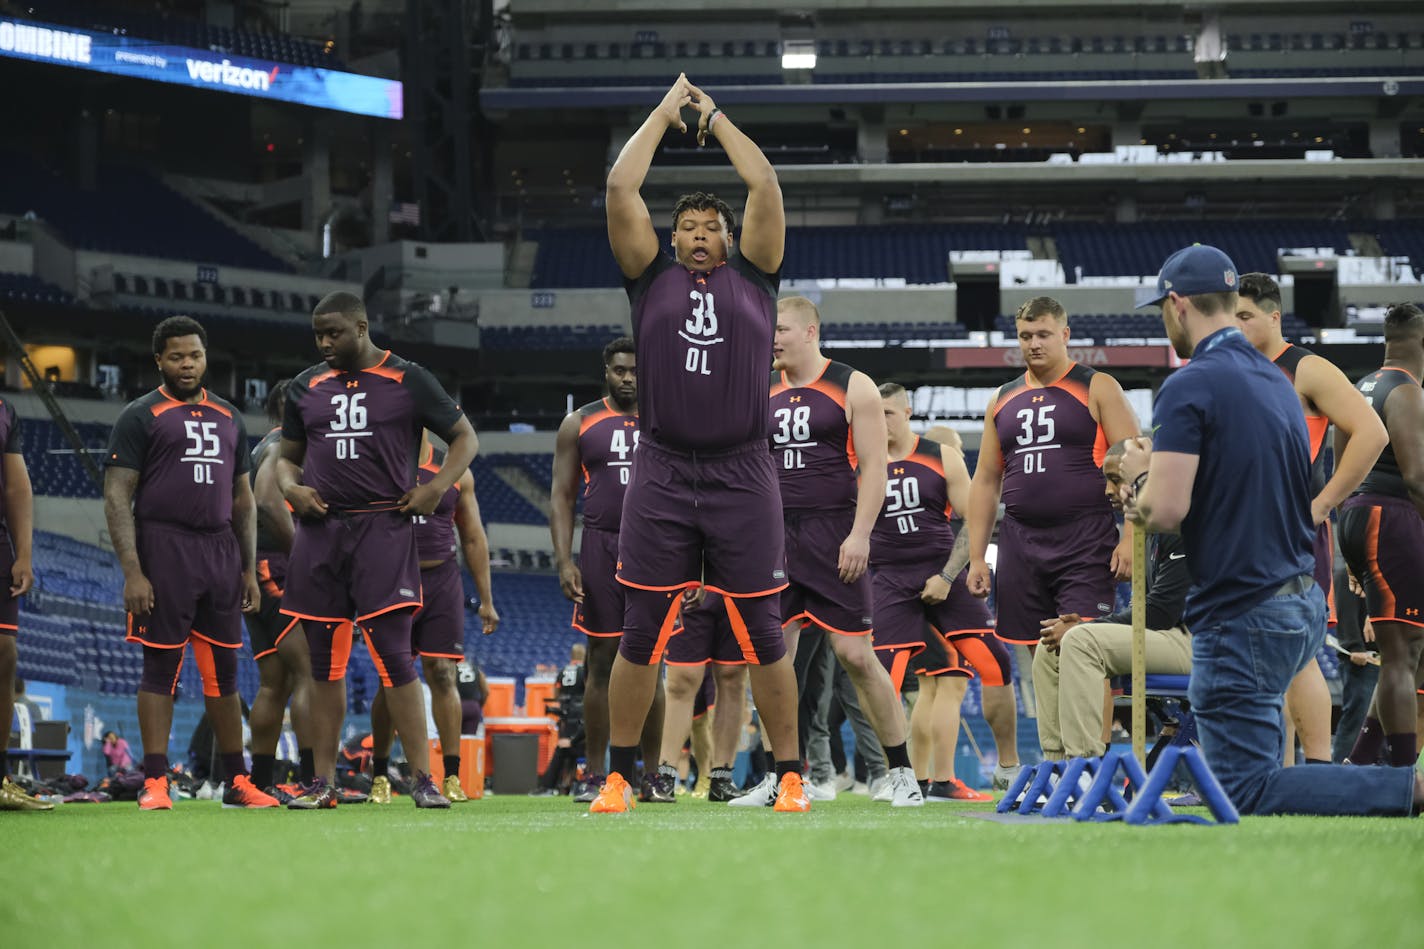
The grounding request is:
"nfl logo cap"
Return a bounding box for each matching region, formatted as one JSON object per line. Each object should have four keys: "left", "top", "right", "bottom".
{"left": 1135, "top": 244, "right": 1239, "bottom": 308}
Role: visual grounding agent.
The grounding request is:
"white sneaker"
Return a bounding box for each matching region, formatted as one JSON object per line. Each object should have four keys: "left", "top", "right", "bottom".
{"left": 849, "top": 781, "right": 870, "bottom": 796}
{"left": 868, "top": 774, "right": 893, "bottom": 802}
{"left": 992, "top": 763, "right": 1022, "bottom": 791}
{"left": 834, "top": 770, "right": 855, "bottom": 793}
{"left": 887, "top": 767, "right": 924, "bottom": 808}
{"left": 805, "top": 778, "right": 838, "bottom": 802}
{"left": 727, "top": 773, "right": 777, "bottom": 807}
{"left": 195, "top": 780, "right": 217, "bottom": 801}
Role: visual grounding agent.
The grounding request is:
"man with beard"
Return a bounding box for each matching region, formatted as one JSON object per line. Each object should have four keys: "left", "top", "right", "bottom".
{"left": 103, "top": 316, "right": 277, "bottom": 810}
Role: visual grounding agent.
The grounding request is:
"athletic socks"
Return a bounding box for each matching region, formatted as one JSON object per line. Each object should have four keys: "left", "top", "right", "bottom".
{"left": 143, "top": 753, "right": 168, "bottom": 780}
{"left": 1348, "top": 717, "right": 1385, "bottom": 765}
{"left": 251, "top": 753, "right": 276, "bottom": 788}
{"left": 710, "top": 767, "right": 734, "bottom": 782}
{"left": 657, "top": 763, "right": 679, "bottom": 780}
{"left": 883, "top": 742, "right": 911, "bottom": 771}
{"left": 299, "top": 748, "right": 315, "bottom": 784}
{"left": 221, "top": 753, "right": 248, "bottom": 782}
{"left": 609, "top": 745, "right": 639, "bottom": 782}
{"left": 443, "top": 754, "right": 461, "bottom": 778}
{"left": 1303, "top": 758, "right": 1331, "bottom": 765}
{"left": 372, "top": 757, "right": 389, "bottom": 781}
{"left": 774, "top": 759, "right": 800, "bottom": 780}
{"left": 1385, "top": 734, "right": 1417, "bottom": 768}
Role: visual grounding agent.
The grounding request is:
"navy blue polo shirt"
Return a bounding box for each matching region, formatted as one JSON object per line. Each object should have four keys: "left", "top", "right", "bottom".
{"left": 1151, "top": 327, "right": 1315, "bottom": 631}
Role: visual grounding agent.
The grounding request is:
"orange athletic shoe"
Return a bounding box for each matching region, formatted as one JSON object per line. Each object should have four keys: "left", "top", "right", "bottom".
{"left": 773, "top": 772, "right": 811, "bottom": 813}
{"left": 138, "top": 776, "right": 173, "bottom": 811}
{"left": 223, "top": 774, "right": 281, "bottom": 809}
{"left": 588, "top": 772, "right": 635, "bottom": 814}
{"left": 944, "top": 779, "right": 992, "bottom": 802}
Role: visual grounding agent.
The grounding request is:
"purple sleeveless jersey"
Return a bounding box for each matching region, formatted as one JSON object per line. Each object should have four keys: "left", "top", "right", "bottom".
{"left": 625, "top": 252, "right": 778, "bottom": 450}
{"left": 576, "top": 397, "right": 639, "bottom": 531}
{"left": 106, "top": 386, "right": 251, "bottom": 530}
{"left": 870, "top": 435, "right": 955, "bottom": 567}
{"left": 992, "top": 363, "right": 1110, "bottom": 526}
{"left": 282, "top": 351, "right": 464, "bottom": 512}
{"left": 769, "top": 359, "right": 858, "bottom": 511}
{"left": 413, "top": 444, "right": 460, "bottom": 562}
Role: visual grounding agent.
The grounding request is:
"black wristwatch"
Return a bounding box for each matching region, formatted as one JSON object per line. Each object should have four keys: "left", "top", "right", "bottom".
{"left": 937, "top": 570, "right": 955, "bottom": 584}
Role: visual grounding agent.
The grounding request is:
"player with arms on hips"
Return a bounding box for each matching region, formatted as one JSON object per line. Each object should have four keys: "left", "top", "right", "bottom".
{"left": 369, "top": 433, "right": 499, "bottom": 804}
{"left": 0, "top": 392, "right": 46, "bottom": 811}
{"left": 550, "top": 337, "right": 664, "bottom": 802}
{"left": 965, "top": 296, "right": 1138, "bottom": 786}
{"left": 761, "top": 295, "right": 922, "bottom": 807}
{"left": 103, "top": 316, "right": 278, "bottom": 810}
{"left": 1337, "top": 303, "right": 1424, "bottom": 769}
{"left": 276, "top": 292, "right": 478, "bottom": 809}
{"left": 593, "top": 73, "right": 807, "bottom": 813}
{"left": 873, "top": 384, "right": 1016, "bottom": 801}
{"left": 1234, "top": 273, "right": 1388, "bottom": 764}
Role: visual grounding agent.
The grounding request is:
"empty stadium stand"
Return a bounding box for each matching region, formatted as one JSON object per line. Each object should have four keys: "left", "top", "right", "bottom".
{"left": 530, "top": 224, "right": 1028, "bottom": 289}
{"left": 1053, "top": 220, "right": 1353, "bottom": 280}
{"left": 0, "top": 152, "right": 291, "bottom": 272}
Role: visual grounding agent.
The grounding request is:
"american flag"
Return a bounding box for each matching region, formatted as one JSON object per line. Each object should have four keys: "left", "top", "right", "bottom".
{"left": 388, "top": 202, "right": 420, "bottom": 225}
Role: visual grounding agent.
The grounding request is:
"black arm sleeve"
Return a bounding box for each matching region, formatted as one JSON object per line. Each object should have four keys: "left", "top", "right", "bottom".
{"left": 105, "top": 405, "right": 150, "bottom": 471}
{"left": 404, "top": 364, "right": 465, "bottom": 439}
{"left": 231, "top": 413, "right": 251, "bottom": 478}
{"left": 280, "top": 383, "right": 308, "bottom": 443}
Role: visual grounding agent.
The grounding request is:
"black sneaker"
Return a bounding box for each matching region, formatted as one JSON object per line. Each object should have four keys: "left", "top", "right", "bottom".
{"left": 708, "top": 776, "right": 739, "bottom": 802}
{"left": 264, "top": 784, "right": 296, "bottom": 805}
{"left": 287, "top": 777, "right": 339, "bottom": 810}
{"left": 645, "top": 771, "right": 677, "bottom": 803}
{"left": 411, "top": 771, "right": 451, "bottom": 809}
{"left": 573, "top": 774, "right": 603, "bottom": 804}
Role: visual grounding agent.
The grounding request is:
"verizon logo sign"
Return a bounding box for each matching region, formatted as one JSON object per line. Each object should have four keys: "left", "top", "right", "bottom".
{"left": 185, "top": 58, "right": 279, "bottom": 90}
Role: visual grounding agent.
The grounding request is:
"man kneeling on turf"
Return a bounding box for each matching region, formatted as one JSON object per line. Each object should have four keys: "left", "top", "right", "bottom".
{"left": 1033, "top": 440, "right": 1192, "bottom": 760}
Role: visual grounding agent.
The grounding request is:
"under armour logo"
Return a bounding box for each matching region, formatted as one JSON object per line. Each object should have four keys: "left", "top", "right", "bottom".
{"left": 617, "top": 561, "right": 623, "bottom": 570}
{"left": 1408, "top": 608, "right": 1420, "bottom": 617}
{"left": 137, "top": 626, "right": 148, "bottom": 634}
{"left": 190, "top": 410, "right": 203, "bottom": 417}
{"left": 346, "top": 380, "right": 360, "bottom": 389}
{"left": 623, "top": 420, "right": 635, "bottom": 427}
{"left": 789, "top": 396, "right": 802, "bottom": 403}
{"left": 1032, "top": 395, "right": 1045, "bottom": 403}
{"left": 893, "top": 467, "right": 905, "bottom": 475}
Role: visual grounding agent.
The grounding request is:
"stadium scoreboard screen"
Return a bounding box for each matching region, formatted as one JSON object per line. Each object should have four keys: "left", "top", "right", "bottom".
{"left": 0, "top": 16, "right": 402, "bottom": 119}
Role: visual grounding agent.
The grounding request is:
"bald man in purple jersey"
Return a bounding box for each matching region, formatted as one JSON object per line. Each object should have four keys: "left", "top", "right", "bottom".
{"left": 276, "top": 291, "right": 478, "bottom": 810}
{"left": 593, "top": 74, "right": 806, "bottom": 814}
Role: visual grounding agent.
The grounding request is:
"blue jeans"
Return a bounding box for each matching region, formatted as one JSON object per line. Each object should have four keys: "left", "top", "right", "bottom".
{"left": 1188, "top": 584, "right": 1416, "bottom": 816}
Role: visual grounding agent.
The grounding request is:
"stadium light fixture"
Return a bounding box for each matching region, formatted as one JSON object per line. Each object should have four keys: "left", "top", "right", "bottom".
{"left": 781, "top": 39, "right": 816, "bottom": 70}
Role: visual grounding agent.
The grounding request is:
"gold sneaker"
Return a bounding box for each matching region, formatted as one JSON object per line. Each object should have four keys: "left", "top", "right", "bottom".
{"left": 0, "top": 776, "right": 55, "bottom": 811}
{"left": 370, "top": 775, "right": 392, "bottom": 805}
{"left": 442, "top": 774, "right": 469, "bottom": 803}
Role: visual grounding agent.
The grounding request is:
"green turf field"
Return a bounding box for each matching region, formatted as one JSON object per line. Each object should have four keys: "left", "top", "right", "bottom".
{"left": 5, "top": 793, "right": 1421, "bottom": 947}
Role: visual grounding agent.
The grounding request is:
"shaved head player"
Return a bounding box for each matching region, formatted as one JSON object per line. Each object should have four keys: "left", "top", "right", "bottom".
{"left": 550, "top": 337, "right": 665, "bottom": 802}
{"left": 593, "top": 73, "right": 806, "bottom": 813}
{"left": 275, "top": 291, "right": 478, "bottom": 809}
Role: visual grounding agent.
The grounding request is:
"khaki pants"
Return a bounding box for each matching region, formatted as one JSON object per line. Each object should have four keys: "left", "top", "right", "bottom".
{"left": 1033, "top": 622, "right": 1193, "bottom": 760}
